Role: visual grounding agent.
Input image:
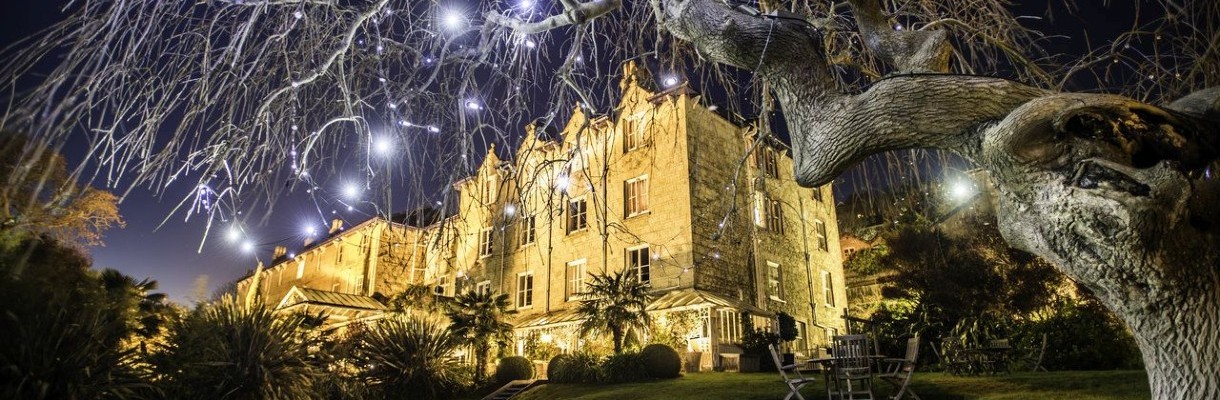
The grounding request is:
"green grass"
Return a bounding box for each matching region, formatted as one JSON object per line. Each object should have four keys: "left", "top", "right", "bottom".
{"left": 515, "top": 370, "right": 1150, "bottom": 400}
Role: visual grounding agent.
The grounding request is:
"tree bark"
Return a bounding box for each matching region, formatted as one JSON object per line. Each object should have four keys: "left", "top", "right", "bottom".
{"left": 661, "top": 0, "right": 1220, "bottom": 397}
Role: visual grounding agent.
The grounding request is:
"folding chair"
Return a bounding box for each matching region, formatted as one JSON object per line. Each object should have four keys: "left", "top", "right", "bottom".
{"left": 769, "top": 343, "right": 817, "bottom": 400}
{"left": 878, "top": 334, "right": 921, "bottom": 400}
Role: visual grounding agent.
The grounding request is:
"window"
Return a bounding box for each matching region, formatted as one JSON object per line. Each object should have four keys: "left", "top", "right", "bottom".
{"left": 567, "top": 197, "right": 588, "bottom": 233}
{"left": 623, "top": 118, "right": 644, "bottom": 151}
{"left": 296, "top": 260, "right": 305, "bottom": 279}
{"left": 624, "top": 175, "right": 649, "bottom": 217}
{"left": 767, "top": 261, "right": 783, "bottom": 300}
{"left": 767, "top": 199, "right": 785, "bottom": 233}
{"left": 476, "top": 280, "right": 491, "bottom": 295}
{"left": 719, "top": 310, "right": 742, "bottom": 344}
{"left": 814, "top": 220, "right": 829, "bottom": 251}
{"left": 336, "top": 244, "right": 345, "bottom": 263}
{"left": 753, "top": 191, "right": 767, "bottom": 227}
{"left": 479, "top": 228, "right": 494, "bottom": 257}
{"left": 516, "top": 272, "right": 534, "bottom": 308}
{"left": 822, "top": 270, "right": 836, "bottom": 307}
{"left": 812, "top": 186, "right": 824, "bottom": 203}
{"left": 483, "top": 174, "right": 499, "bottom": 203}
{"left": 435, "top": 276, "right": 450, "bottom": 296}
{"left": 824, "top": 326, "right": 838, "bottom": 343}
{"left": 627, "top": 245, "right": 651, "bottom": 285}
{"left": 797, "top": 321, "right": 808, "bottom": 353}
{"left": 756, "top": 146, "right": 779, "bottom": 178}
{"left": 566, "top": 259, "right": 587, "bottom": 300}
{"left": 519, "top": 214, "right": 536, "bottom": 246}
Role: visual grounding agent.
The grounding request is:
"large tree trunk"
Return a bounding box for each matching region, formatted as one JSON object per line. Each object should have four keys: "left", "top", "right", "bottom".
{"left": 661, "top": 0, "right": 1220, "bottom": 397}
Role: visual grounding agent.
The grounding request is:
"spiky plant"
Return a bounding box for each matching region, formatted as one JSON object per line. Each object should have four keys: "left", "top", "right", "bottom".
{"left": 148, "top": 298, "right": 317, "bottom": 400}
{"left": 445, "top": 291, "right": 515, "bottom": 385}
{"left": 359, "top": 314, "right": 467, "bottom": 400}
{"left": 577, "top": 272, "right": 653, "bottom": 354}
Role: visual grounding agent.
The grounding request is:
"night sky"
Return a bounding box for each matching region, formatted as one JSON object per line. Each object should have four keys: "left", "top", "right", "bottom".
{"left": 0, "top": 1, "right": 1144, "bottom": 303}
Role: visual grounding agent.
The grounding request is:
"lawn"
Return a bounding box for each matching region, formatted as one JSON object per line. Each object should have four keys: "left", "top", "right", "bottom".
{"left": 514, "top": 370, "right": 1150, "bottom": 400}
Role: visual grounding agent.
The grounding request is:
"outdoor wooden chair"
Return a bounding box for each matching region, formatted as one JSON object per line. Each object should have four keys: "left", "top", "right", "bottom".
{"left": 878, "top": 334, "right": 921, "bottom": 400}
{"left": 827, "top": 334, "right": 875, "bottom": 400}
{"left": 769, "top": 344, "right": 817, "bottom": 400}
{"left": 939, "top": 338, "right": 970, "bottom": 376}
{"left": 1028, "top": 333, "right": 1048, "bottom": 372}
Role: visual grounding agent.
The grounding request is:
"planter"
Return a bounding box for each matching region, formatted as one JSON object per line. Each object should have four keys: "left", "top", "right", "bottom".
{"left": 740, "top": 355, "right": 761, "bottom": 372}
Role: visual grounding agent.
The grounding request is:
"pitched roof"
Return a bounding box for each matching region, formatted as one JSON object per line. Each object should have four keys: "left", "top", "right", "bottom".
{"left": 646, "top": 288, "right": 770, "bottom": 315}
{"left": 277, "top": 286, "right": 386, "bottom": 311}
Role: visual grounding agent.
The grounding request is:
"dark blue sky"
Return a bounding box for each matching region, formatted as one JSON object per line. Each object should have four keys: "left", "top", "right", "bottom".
{"left": 1, "top": 1, "right": 1145, "bottom": 303}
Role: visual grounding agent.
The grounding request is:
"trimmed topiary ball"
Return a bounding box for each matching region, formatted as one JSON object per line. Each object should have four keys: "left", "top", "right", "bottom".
{"left": 640, "top": 343, "right": 682, "bottom": 379}
{"left": 495, "top": 356, "right": 535, "bottom": 383}
{"left": 547, "top": 354, "right": 572, "bottom": 382}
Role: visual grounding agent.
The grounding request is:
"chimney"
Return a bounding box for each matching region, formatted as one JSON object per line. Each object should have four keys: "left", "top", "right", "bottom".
{"left": 304, "top": 236, "right": 315, "bottom": 247}
{"left": 272, "top": 245, "right": 288, "bottom": 260}
{"left": 328, "top": 218, "right": 344, "bottom": 235}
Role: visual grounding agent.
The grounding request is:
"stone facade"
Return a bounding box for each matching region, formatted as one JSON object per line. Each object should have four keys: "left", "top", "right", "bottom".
{"left": 235, "top": 62, "right": 848, "bottom": 359}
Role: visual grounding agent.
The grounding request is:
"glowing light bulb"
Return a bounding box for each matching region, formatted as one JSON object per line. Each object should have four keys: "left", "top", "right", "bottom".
{"left": 950, "top": 180, "right": 975, "bottom": 201}
{"left": 521, "top": 0, "right": 533, "bottom": 9}
{"left": 427, "top": 125, "right": 441, "bottom": 133}
{"left": 373, "top": 136, "right": 394, "bottom": 156}
{"left": 663, "top": 76, "right": 679, "bottom": 87}
{"left": 465, "top": 100, "right": 482, "bottom": 110}
{"left": 241, "top": 240, "right": 255, "bottom": 253}
{"left": 304, "top": 225, "right": 317, "bottom": 237}
{"left": 441, "top": 10, "right": 465, "bottom": 31}
{"left": 555, "top": 176, "right": 570, "bottom": 191}
{"left": 342, "top": 183, "right": 361, "bottom": 200}
{"left": 226, "top": 226, "right": 242, "bottom": 243}
{"left": 505, "top": 204, "right": 516, "bottom": 216}
{"left": 524, "top": 39, "right": 537, "bottom": 49}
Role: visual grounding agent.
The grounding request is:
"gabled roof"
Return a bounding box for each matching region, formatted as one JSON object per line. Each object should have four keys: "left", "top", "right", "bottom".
{"left": 646, "top": 288, "right": 770, "bottom": 315}
{"left": 276, "top": 286, "right": 387, "bottom": 311}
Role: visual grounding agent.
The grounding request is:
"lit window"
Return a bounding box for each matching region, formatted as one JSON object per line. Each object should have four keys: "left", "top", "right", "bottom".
{"left": 822, "top": 270, "right": 836, "bottom": 307}
{"left": 624, "top": 175, "right": 649, "bottom": 217}
{"left": 768, "top": 261, "right": 783, "bottom": 300}
{"left": 567, "top": 197, "right": 588, "bottom": 233}
{"left": 627, "top": 245, "right": 651, "bottom": 285}
{"left": 814, "top": 220, "right": 829, "bottom": 252}
{"left": 754, "top": 191, "right": 767, "bottom": 228}
{"left": 479, "top": 228, "right": 494, "bottom": 257}
{"left": 767, "top": 199, "right": 785, "bottom": 234}
{"left": 517, "top": 272, "right": 534, "bottom": 308}
{"left": 566, "top": 260, "right": 587, "bottom": 300}
{"left": 519, "top": 214, "right": 536, "bottom": 246}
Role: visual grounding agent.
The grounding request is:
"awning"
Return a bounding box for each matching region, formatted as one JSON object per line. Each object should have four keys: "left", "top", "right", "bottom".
{"left": 646, "top": 288, "right": 770, "bottom": 315}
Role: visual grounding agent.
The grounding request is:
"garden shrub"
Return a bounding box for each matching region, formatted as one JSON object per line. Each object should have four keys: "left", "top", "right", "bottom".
{"left": 495, "top": 356, "right": 535, "bottom": 383}
{"left": 548, "top": 352, "right": 600, "bottom": 383}
{"left": 546, "top": 354, "right": 572, "bottom": 382}
{"left": 639, "top": 344, "right": 681, "bottom": 379}
{"left": 601, "top": 352, "right": 648, "bottom": 383}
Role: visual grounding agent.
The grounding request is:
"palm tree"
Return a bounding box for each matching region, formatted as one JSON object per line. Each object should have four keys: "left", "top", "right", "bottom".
{"left": 445, "top": 290, "right": 515, "bottom": 384}
{"left": 360, "top": 313, "right": 466, "bottom": 400}
{"left": 576, "top": 271, "right": 653, "bottom": 355}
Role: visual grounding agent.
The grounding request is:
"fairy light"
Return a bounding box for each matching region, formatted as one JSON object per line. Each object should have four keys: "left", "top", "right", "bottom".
{"left": 226, "top": 226, "right": 242, "bottom": 243}
{"left": 342, "top": 183, "right": 361, "bottom": 200}
{"left": 441, "top": 10, "right": 466, "bottom": 31}
{"left": 505, "top": 204, "right": 516, "bottom": 216}
{"left": 555, "top": 175, "right": 570, "bottom": 191}
{"left": 373, "top": 136, "right": 394, "bottom": 156}
{"left": 241, "top": 240, "right": 255, "bottom": 253}
{"left": 465, "top": 100, "right": 483, "bottom": 110}
{"left": 663, "top": 76, "right": 679, "bottom": 87}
